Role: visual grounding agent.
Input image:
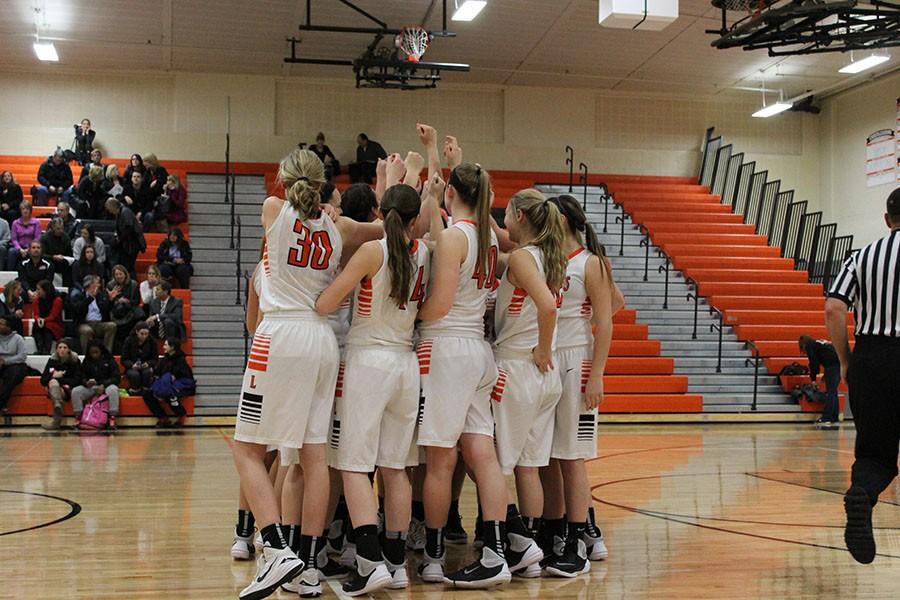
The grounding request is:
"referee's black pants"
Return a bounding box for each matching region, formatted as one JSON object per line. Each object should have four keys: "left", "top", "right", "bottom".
{"left": 848, "top": 335, "right": 900, "bottom": 505}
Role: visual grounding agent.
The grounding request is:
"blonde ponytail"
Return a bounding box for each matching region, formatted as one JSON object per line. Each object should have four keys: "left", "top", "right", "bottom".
{"left": 278, "top": 148, "right": 325, "bottom": 219}
{"left": 449, "top": 162, "right": 493, "bottom": 276}
{"left": 509, "top": 189, "right": 567, "bottom": 290}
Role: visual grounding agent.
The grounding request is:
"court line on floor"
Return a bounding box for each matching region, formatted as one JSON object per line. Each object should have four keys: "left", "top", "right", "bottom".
{"left": 747, "top": 472, "right": 900, "bottom": 507}
{"left": 0, "top": 489, "right": 82, "bottom": 537}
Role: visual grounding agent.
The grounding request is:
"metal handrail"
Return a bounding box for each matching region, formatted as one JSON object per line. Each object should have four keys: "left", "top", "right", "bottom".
{"left": 709, "top": 306, "right": 725, "bottom": 373}
{"left": 684, "top": 276, "right": 699, "bottom": 340}
{"left": 744, "top": 340, "right": 766, "bottom": 412}
{"left": 242, "top": 269, "right": 251, "bottom": 366}
{"left": 603, "top": 190, "right": 615, "bottom": 234}
{"left": 578, "top": 162, "right": 588, "bottom": 210}
{"left": 655, "top": 247, "right": 672, "bottom": 309}
{"left": 614, "top": 214, "right": 626, "bottom": 257}
{"left": 638, "top": 224, "right": 650, "bottom": 282}
{"left": 234, "top": 215, "right": 242, "bottom": 306}
{"left": 565, "top": 145, "right": 574, "bottom": 192}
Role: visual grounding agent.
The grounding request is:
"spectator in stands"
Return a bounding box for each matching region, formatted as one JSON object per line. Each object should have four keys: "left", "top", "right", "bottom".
{"left": 105, "top": 199, "right": 145, "bottom": 277}
{"left": 73, "top": 224, "right": 107, "bottom": 265}
{"left": 71, "top": 339, "right": 120, "bottom": 430}
{"left": 0, "top": 215, "right": 9, "bottom": 258}
{"left": 0, "top": 316, "right": 28, "bottom": 418}
{"left": 143, "top": 336, "right": 194, "bottom": 428}
{"left": 74, "top": 119, "right": 95, "bottom": 165}
{"left": 798, "top": 335, "right": 841, "bottom": 427}
{"left": 310, "top": 132, "right": 340, "bottom": 179}
{"left": 78, "top": 149, "right": 105, "bottom": 183}
{"left": 162, "top": 175, "right": 188, "bottom": 230}
{"left": 0, "top": 171, "right": 23, "bottom": 224}
{"left": 122, "top": 171, "right": 156, "bottom": 226}
{"left": 74, "top": 166, "right": 108, "bottom": 219}
{"left": 156, "top": 228, "right": 193, "bottom": 289}
{"left": 56, "top": 201, "right": 78, "bottom": 239}
{"left": 7, "top": 202, "right": 41, "bottom": 270}
{"left": 0, "top": 280, "right": 24, "bottom": 336}
{"left": 71, "top": 245, "right": 104, "bottom": 294}
{"left": 18, "top": 240, "right": 54, "bottom": 302}
{"left": 124, "top": 153, "right": 146, "bottom": 184}
{"left": 340, "top": 182, "right": 379, "bottom": 223}
{"left": 34, "top": 149, "right": 74, "bottom": 206}
{"left": 146, "top": 281, "right": 185, "bottom": 340}
{"left": 108, "top": 264, "right": 142, "bottom": 351}
{"left": 40, "top": 217, "right": 73, "bottom": 287}
{"left": 349, "top": 133, "right": 387, "bottom": 183}
{"left": 122, "top": 322, "right": 157, "bottom": 395}
{"left": 32, "top": 280, "right": 64, "bottom": 355}
{"left": 40, "top": 338, "right": 82, "bottom": 430}
{"left": 103, "top": 164, "right": 124, "bottom": 202}
{"left": 140, "top": 265, "right": 161, "bottom": 311}
{"left": 74, "top": 274, "right": 116, "bottom": 352}
{"left": 144, "top": 154, "right": 169, "bottom": 194}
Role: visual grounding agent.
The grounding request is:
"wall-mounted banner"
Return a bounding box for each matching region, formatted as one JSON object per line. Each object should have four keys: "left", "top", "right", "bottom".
{"left": 866, "top": 128, "right": 895, "bottom": 188}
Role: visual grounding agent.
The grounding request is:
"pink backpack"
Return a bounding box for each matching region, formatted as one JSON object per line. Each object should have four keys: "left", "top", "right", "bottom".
{"left": 79, "top": 395, "right": 109, "bottom": 431}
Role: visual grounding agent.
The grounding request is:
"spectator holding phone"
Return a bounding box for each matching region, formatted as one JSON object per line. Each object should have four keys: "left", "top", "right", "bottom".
{"left": 40, "top": 338, "right": 82, "bottom": 430}
{"left": 71, "top": 340, "right": 120, "bottom": 430}
{"left": 121, "top": 322, "right": 158, "bottom": 395}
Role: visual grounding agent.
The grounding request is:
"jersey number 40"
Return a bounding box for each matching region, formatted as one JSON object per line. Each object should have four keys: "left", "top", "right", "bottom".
{"left": 472, "top": 245, "right": 499, "bottom": 290}
{"left": 287, "top": 220, "right": 333, "bottom": 270}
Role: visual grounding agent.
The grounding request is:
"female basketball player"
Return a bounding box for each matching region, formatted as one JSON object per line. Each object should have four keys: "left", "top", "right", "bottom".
{"left": 539, "top": 194, "right": 620, "bottom": 577}
{"left": 491, "top": 189, "right": 567, "bottom": 577}
{"left": 232, "top": 148, "right": 382, "bottom": 600}
{"left": 316, "top": 183, "right": 430, "bottom": 596}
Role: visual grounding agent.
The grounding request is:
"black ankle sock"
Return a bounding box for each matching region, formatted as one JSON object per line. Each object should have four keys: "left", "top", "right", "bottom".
{"left": 381, "top": 530, "right": 406, "bottom": 565}
{"left": 260, "top": 523, "right": 287, "bottom": 549}
{"left": 345, "top": 517, "right": 357, "bottom": 543}
{"left": 586, "top": 507, "right": 601, "bottom": 537}
{"left": 449, "top": 499, "right": 461, "bottom": 517}
{"left": 236, "top": 509, "right": 255, "bottom": 538}
{"left": 299, "top": 534, "right": 319, "bottom": 567}
{"left": 411, "top": 500, "right": 425, "bottom": 521}
{"left": 505, "top": 504, "right": 530, "bottom": 537}
{"left": 282, "top": 524, "right": 301, "bottom": 554}
{"left": 334, "top": 496, "right": 349, "bottom": 521}
{"left": 568, "top": 521, "right": 587, "bottom": 541}
{"left": 353, "top": 525, "right": 381, "bottom": 563}
{"left": 523, "top": 516, "right": 541, "bottom": 539}
{"left": 425, "top": 527, "right": 444, "bottom": 559}
{"left": 482, "top": 520, "right": 506, "bottom": 559}
{"left": 545, "top": 517, "right": 567, "bottom": 539}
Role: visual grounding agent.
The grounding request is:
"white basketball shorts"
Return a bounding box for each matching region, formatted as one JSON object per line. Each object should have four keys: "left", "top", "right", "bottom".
{"left": 551, "top": 346, "right": 598, "bottom": 460}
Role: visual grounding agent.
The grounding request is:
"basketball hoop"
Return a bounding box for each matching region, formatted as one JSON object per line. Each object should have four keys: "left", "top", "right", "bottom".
{"left": 397, "top": 26, "right": 430, "bottom": 62}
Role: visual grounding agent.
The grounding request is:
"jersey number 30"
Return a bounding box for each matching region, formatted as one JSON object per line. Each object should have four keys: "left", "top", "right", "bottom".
{"left": 287, "top": 220, "right": 333, "bottom": 270}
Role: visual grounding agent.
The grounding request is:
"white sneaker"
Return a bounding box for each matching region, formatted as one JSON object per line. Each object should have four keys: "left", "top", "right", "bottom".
{"left": 506, "top": 533, "right": 543, "bottom": 572}
{"left": 417, "top": 550, "right": 444, "bottom": 583}
{"left": 385, "top": 559, "right": 409, "bottom": 589}
{"left": 297, "top": 567, "right": 322, "bottom": 598}
{"left": 239, "top": 546, "right": 304, "bottom": 600}
{"left": 406, "top": 518, "right": 425, "bottom": 551}
{"left": 231, "top": 535, "right": 255, "bottom": 560}
{"left": 254, "top": 532, "right": 263, "bottom": 550}
{"left": 584, "top": 532, "right": 609, "bottom": 560}
{"left": 339, "top": 542, "right": 357, "bottom": 568}
{"left": 515, "top": 562, "right": 542, "bottom": 578}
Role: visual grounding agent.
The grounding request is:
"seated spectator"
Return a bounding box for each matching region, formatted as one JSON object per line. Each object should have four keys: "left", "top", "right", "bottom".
{"left": 122, "top": 171, "right": 156, "bottom": 231}
{"left": 32, "top": 280, "right": 64, "bottom": 355}
{"left": 56, "top": 201, "right": 78, "bottom": 239}
{"left": 162, "top": 175, "right": 188, "bottom": 230}
{"left": 140, "top": 265, "right": 161, "bottom": 311}
{"left": 34, "top": 149, "right": 74, "bottom": 206}
{"left": 0, "top": 280, "right": 25, "bottom": 335}
{"left": 124, "top": 153, "right": 146, "bottom": 184}
{"left": 108, "top": 264, "right": 142, "bottom": 351}
{"left": 310, "top": 132, "right": 340, "bottom": 179}
{"left": 40, "top": 337, "right": 82, "bottom": 430}
{"left": 78, "top": 149, "right": 105, "bottom": 183}
{"left": 349, "top": 133, "right": 387, "bottom": 183}
{"left": 0, "top": 214, "right": 9, "bottom": 259}
{"left": 71, "top": 245, "right": 104, "bottom": 295}
{"left": 73, "top": 224, "right": 107, "bottom": 265}
{"left": 74, "top": 275, "right": 116, "bottom": 352}
{"left": 340, "top": 183, "right": 379, "bottom": 223}
{"left": 7, "top": 202, "right": 42, "bottom": 270}
{"left": 105, "top": 199, "right": 145, "bottom": 277}
{"left": 74, "top": 119, "right": 95, "bottom": 166}
{"left": 144, "top": 154, "right": 169, "bottom": 195}
{"left": 0, "top": 316, "right": 28, "bottom": 418}
{"left": 122, "top": 322, "right": 157, "bottom": 395}
{"left": 74, "top": 166, "right": 108, "bottom": 219}
{"left": 103, "top": 164, "right": 124, "bottom": 202}
{"left": 71, "top": 339, "right": 120, "bottom": 430}
{"left": 40, "top": 217, "right": 73, "bottom": 287}
{"left": 143, "top": 336, "right": 194, "bottom": 428}
{"left": 0, "top": 171, "right": 23, "bottom": 224}
{"left": 17, "top": 241, "right": 54, "bottom": 302}
{"left": 156, "top": 228, "right": 193, "bottom": 289}
{"left": 147, "top": 281, "right": 185, "bottom": 340}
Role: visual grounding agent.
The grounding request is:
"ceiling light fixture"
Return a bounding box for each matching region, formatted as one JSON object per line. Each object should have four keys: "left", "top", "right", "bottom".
{"left": 452, "top": 0, "right": 487, "bottom": 21}
{"left": 752, "top": 82, "right": 791, "bottom": 118}
{"left": 33, "top": 40, "right": 58, "bottom": 62}
{"left": 838, "top": 52, "right": 890, "bottom": 74}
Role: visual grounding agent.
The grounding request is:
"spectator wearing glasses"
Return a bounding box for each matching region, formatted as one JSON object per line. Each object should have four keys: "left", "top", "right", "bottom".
{"left": 146, "top": 281, "right": 185, "bottom": 340}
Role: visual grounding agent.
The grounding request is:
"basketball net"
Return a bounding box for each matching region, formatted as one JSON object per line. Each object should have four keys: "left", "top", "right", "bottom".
{"left": 398, "top": 27, "right": 430, "bottom": 62}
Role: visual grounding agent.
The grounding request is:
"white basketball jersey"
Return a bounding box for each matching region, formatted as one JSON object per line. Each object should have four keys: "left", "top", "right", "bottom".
{"left": 260, "top": 201, "right": 343, "bottom": 314}
{"left": 494, "top": 245, "right": 558, "bottom": 355}
{"left": 346, "top": 239, "right": 430, "bottom": 349}
{"left": 420, "top": 219, "right": 498, "bottom": 338}
{"left": 329, "top": 295, "right": 352, "bottom": 347}
{"left": 557, "top": 247, "right": 594, "bottom": 350}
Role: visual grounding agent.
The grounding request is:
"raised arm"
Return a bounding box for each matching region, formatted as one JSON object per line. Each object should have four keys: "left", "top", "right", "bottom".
{"left": 417, "top": 123, "right": 441, "bottom": 180}
{"left": 443, "top": 136, "right": 462, "bottom": 171}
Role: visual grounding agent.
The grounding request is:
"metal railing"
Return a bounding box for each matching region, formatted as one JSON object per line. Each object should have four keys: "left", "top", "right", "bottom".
{"left": 242, "top": 269, "right": 251, "bottom": 367}
{"left": 565, "top": 145, "right": 574, "bottom": 192}
{"left": 579, "top": 162, "right": 588, "bottom": 210}
{"left": 656, "top": 248, "right": 672, "bottom": 310}
{"left": 709, "top": 307, "right": 725, "bottom": 373}
{"left": 638, "top": 225, "right": 651, "bottom": 282}
{"left": 743, "top": 340, "right": 765, "bottom": 412}
{"left": 234, "top": 215, "right": 243, "bottom": 306}
{"left": 684, "top": 276, "right": 700, "bottom": 340}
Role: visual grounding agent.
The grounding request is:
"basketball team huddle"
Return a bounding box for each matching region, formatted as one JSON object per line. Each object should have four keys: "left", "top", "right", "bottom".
{"left": 231, "top": 124, "right": 624, "bottom": 600}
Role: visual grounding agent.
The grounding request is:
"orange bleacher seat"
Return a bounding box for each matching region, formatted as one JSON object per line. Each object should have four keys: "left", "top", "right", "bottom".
{"left": 653, "top": 233, "right": 769, "bottom": 247}
{"left": 723, "top": 310, "right": 853, "bottom": 327}
{"left": 612, "top": 309, "right": 636, "bottom": 324}
{"left": 697, "top": 281, "right": 822, "bottom": 297}
{"left": 630, "top": 211, "right": 745, "bottom": 224}
{"left": 603, "top": 375, "right": 689, "bottom": 393}
{"left": 685, "top": 269, "right": 809, "bottom": 284}
{"left": 673, "top": 256, "right": 795, "bottom": 271}
{"left": 609, "top": 340, "right": 661, "bottom": 356}
{"left": 644, "top": 222, "right": 757, "bottom": 235}
{"left": 611, "top": 323, "right": 648, "bottom": 340}
{"left": 664, "top": 244, "right": 783, "bottom": 259}
{"left": 711, "top": 296, "right": 825, "bottom": 312}
{"left": 600, "top": 394, "right": 703, "bottom": 413}
{"left": 737, "top": 324, "right": 854, "bottom": 343}
{"left": 605, "top": 357, "right": 674, "bottom": 375}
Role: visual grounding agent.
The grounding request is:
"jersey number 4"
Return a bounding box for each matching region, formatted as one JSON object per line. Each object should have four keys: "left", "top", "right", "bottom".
{"left": 401, "top": 266, "right": 427, "bottom": 310}
{"left": 472, "top": 245, "right": 498, "bottom": 290}
{"left": 287, "top": 220, "right": 333, "bottom": 270}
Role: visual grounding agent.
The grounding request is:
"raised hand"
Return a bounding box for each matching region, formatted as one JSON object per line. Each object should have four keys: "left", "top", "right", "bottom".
{"left": 417, "top": 123, "right": 437, "bottom": 147}
{"left": 443, "top": 135, "right": 462, "bottom": 169}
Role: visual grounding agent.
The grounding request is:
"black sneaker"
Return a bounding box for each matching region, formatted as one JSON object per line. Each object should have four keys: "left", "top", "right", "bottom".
{"left": 844, "top": 486, "right": 876, "bottom": 564}
{"left": 342, "top": 563, "right": 392, "bottom": 596}
{"left": 505, "top": 532, "right": 543, "bottom": 573}
{"left": 445, "top": 509, "right": 468, "bottom": 544}
{"left": 443, "top": 547, "right": 511, "bottom": 589}
{"left": 543, "top": 538, "right": 590, "bottom": 578}
{"left": 318, "top": 556, "right": 349, "bottom": 580}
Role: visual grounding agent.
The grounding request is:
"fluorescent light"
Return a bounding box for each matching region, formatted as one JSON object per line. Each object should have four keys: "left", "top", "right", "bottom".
{"left": 452, "top": 0, "right": 487, "bottom": 21}
{"left": 752, "top": 102, "right": 792, "bottom": 118}
{"left": 838, "top": 54, "right": 889, "bottom": 74}
{"left": 33, "top": 41, "right": 58, "bottom": 62}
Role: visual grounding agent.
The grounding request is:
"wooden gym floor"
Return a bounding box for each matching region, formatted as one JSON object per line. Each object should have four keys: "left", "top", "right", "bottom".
{"left": 2, "top": 424, "right": 898, "bottom": 599}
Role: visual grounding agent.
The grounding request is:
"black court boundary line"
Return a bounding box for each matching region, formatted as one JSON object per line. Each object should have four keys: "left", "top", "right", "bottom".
{"left": 0, "top": 489, "right": 81, "bottom": 537}
{"left": 747, "top": 471, "right": 900, "bottom": 508}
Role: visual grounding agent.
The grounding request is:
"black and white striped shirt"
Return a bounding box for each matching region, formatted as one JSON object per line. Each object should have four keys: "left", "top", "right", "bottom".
{"left": 828, "top": 229, "right": 900, "bottom": 337}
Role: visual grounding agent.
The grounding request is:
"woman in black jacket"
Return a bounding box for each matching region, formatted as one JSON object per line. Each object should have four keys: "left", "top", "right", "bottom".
{"left": 40, "top": 338, "right": 82, "bottom": 430}
{"left": 156, "top": 227, "right": 193, "bottom": 288}
{"left": 143, "top": 337, "right": 194, "bottom": 428}
{"left": 75, "top": 166, "right": 109, "bottom": 219}
{"left": 0, "top": 171, "right": 23, "bottom": 223}
{"left": 123, "top": 153, "right": 146, "bottom": 184}
{"left": 71, "top": 245, "right": 105, "bottom": 291}
{"left": 122, "top": 322, "right": 158, "bottom": 394}
{"left": 0, "top": 280, "right": 25, "bottom": 335}
{"left": 71, "top": 340, "right": 121, "bottom": 429}
{"left": 108, "top": 264, "right": 142, "bottom": 352}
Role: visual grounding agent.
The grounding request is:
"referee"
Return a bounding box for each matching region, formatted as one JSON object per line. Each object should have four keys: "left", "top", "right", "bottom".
{"left": 826, "top": 186, "right": 900, "bottom": 564}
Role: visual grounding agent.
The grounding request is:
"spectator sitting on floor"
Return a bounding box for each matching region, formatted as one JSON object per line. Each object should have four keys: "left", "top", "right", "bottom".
{"left": 55, "top": 201, "right": 78, "bottom": 239}
{"left": 74, "top": 274, "right": 116, "bottom": 352}
{"left": 34, "top": 149, "right": 74, "bottom": 206}
{"left": 147, "top": 281, "right": 185, "bottom": 341}
{"left": 7, "top": 202, "right": 41, "bottom": 271}
{"left": 124, "top": 153, "right": 147, "bottom": 184}
{"left": 40, "top": 338, "right": 82, "bottom": 431}
{"left": 103, "top": 164, "right": 124, "bottom": 202}
{"left": 17, "top": 240, "right": 54, "bottom": 302}
{"left": 74, "top": 119, "right": 95, "bottom": 165}
{"left": 162, "top": 175, "right": 188, "bottom": 230}
{"left": 40, "top": 217, "right": 73, "bottom": 287}
{"left": 71, "top": 245, "right": 104, "bottom": 297}
{"left": 0, "top": 171, "right": 23, "bottom": 224}
{"left": 71, "top": 339, "right": 120, "bottom": 430}
{"left": 0, "top": 280, "right": 25, "bottom": 335}
{"left": 0, "top": 316, "right": 28, "bottom": 418}
{"left": 122, "top": 171, "right": 156, "bottom": 230}
{"left": 32, "top": 280, "right": 64, "bottom": 355}
{"left": 340, "top": 183, "right": 379, "bottom": 223}
{"left": 105, "top": 199, "right": 145, "bottom": 277}
{"left": 156, "top": 228, "right": 193, "bottom": 288}
{"left": 798, "top": 335, "right": 842, "bottom": 427}
{"left": 75, "top": 166, "right": 108, "bottom": 219}
{"left": 78, "top": 149, "right": 105, "bottom": 183}
{"left": 139, "top": 265, "right": 161, "bottom": 312}
{"left": 122, "top": 322, "right": 157, "bottom": 395}
{"left": 73, "top": 224, "right": 107, "bottom": 266}
{"left": 143, "top": 336, "right": 195, "bottom": 428}
{"left": 144, "top": 154, "right": 169, "bottom": 195}
{"left": 108, "top": 264, "right": 142, "bottom": 352}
